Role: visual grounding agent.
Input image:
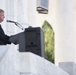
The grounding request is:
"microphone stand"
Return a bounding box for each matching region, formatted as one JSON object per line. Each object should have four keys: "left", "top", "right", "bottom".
{"left": 14, "top": 22, "right": 24, "bottom": 30}
{"left": 7, "top": 20, "right": 24, "bottom": 30}
{"left": 7, "top": 20, "right": 33, "bottom": 30}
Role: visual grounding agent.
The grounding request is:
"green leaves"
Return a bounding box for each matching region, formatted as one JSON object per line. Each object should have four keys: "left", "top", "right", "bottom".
{"left": 42, "top": 20, "right": 54, "bottom": 63}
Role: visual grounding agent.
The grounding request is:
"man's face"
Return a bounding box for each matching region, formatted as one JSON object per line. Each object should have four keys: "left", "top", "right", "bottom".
{"left": 0, "top": 12, "right": 5, "bottom": 23}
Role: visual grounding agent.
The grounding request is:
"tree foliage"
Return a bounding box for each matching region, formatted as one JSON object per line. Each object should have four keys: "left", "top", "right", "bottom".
{"left": 42, "top": 20, "right": 54, "bottom": 63}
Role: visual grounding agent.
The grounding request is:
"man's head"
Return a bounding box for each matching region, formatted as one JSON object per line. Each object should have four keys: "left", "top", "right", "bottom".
{"left": 0, "top": 9, "right": 5, "bottom": 23}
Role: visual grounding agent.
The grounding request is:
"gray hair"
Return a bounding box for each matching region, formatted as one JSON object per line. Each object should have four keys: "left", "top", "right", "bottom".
{"left": 0, "top": 9, "right": 4, "bottom": 13}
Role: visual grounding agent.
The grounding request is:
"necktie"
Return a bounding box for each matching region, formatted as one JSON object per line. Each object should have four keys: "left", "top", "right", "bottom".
{"left": 0, "top": 25, "right": 5, "bottom": 34}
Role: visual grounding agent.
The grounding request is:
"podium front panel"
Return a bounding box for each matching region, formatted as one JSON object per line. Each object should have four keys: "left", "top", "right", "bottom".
{"left": 23, "top": 27, "right": 45, "bottom": 57}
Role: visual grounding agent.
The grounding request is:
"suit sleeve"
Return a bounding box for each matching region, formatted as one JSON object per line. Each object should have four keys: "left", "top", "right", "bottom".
{"left": 0, "top": 32, "right": 11, "bottom": 44}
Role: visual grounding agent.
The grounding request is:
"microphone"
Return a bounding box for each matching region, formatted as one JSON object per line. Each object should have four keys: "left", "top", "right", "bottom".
{"left": 6, "top": 20, "right": 24, "bottom": 30}
{"left": 7, "top": 20, "right": 16, "bottom": 23}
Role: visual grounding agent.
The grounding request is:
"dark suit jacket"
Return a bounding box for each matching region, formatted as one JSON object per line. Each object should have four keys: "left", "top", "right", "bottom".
{"left": 0, "top": 25, "right": 11, "bottom": 45}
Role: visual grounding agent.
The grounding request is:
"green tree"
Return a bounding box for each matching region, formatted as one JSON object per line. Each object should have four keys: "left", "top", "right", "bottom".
{"left": 42, "top": 20, "right": 54, "bottom": 63}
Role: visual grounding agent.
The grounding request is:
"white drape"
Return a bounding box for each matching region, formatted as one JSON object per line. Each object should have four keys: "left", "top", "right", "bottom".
{"left": 0, "top": 45, "right": 9, "bottom": 62}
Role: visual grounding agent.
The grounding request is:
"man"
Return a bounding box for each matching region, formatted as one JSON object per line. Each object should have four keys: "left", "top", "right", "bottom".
{"left": 0, "top": 9, "right": 11, "bottom": 45}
